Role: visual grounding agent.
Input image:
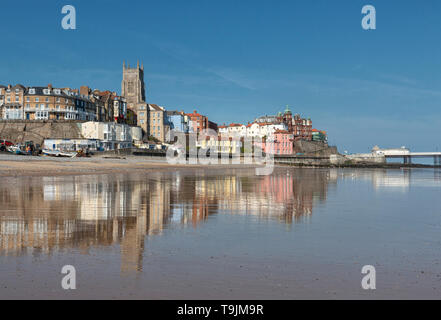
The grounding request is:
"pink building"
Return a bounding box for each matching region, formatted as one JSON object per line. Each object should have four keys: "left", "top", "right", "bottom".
{"left": 256, "top": 130, "right": 294, "bottom": 155}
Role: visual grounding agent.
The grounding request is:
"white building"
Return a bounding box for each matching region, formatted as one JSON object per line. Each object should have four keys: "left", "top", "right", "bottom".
{"left": 44, "top": 139, "right": 103, "bottom": 152}
{"left": 372, "top": 145, "right": 410, "bottom": 156}
{"left": 217, "top": 122, "right": 288, "bottom": 143}
{"left": 80, "top": 122, "right": 139, "bottom": 150}
{"left": 131, "top": 126, "right": 143, "bottom": 142}
{"left": 246, "top": 122, "right": 287, "bottom": 138}
{"left": 227, "top": 123, "right": 247, "bottom": 136}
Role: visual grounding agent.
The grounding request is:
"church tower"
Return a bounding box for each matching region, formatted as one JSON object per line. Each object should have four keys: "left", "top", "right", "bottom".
{"left": 121, "top": 60, "right": 148, "bottom": 136}
{"left": 121, "top": 60, "right": 146, "bottom": 108}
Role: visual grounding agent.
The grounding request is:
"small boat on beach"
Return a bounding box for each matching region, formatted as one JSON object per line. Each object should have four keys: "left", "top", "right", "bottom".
{"left": 7, "top": 145, "right": 23, "bottom": 155}
{"left": 7, "top": 145, "right": 33, "bottom": 155}
{"left": 42, "top": 149, "right": 77, "bottom": 158}
{"left": 5, "top": 141, "right": 39, "bottom": 156}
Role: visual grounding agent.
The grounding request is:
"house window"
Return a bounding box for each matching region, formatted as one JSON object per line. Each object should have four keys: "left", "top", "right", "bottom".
{"left": 35, "top": 98, "right": 39, "bottom": 102}
{"left": 5, "top": 109, "right": 22, "bottom": 120}
{"left": 36, "top": 111, "right": 49, "bottom": 120}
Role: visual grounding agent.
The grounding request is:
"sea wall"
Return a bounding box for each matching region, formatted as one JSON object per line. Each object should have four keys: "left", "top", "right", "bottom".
{"left": 294, "top": 140, "right": 338, "bottom": 156}
{"left": 275, "top": 154, "right": 387, "bottom": 167}
{"left": 345, "top": 153, "right": 386, "bottom": 164}
{"left": 0, "top": 121, "right": 83, "bottom": 145}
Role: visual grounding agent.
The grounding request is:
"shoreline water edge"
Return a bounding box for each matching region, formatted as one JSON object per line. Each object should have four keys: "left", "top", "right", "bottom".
{"left": 0, "top": 152, "right": 439, "bottom": 178}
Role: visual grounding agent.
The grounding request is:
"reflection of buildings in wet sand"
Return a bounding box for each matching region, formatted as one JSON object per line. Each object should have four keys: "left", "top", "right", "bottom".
{"left": 248, "top": 169, "right": 333, "bottom": 223}
{"left": 192, "top": 177, "right": 237, "bottom": 226}
{"left": 371, "top": 170, "right": 410, "bottom": 190}
{"left": 0, "top": 169, "right": 335, "bottom": 270}
{"left": 373, "top": 169, "right": 441, "bottom": 189}
{"left": 435, "top": 170, "right": 441, "bottom": 181}
{"left": 0, "top": 175, "right": 172, "bottom": 273}
{"left": 330, "top": 168, "right": 441, "bottom": 190}
{"left": 0, "top": 177, "right": 79, "bottom": 256}
{"left": 184, "top": 169, "right": 334, "bottom": 225}
{"left": 339, "top": 169, "right": 414, "bottom": 190}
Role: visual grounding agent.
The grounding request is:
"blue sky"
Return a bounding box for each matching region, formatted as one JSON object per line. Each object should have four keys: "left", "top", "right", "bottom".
{"left": 1, "top": 0, "right": 441, "bottom": 153}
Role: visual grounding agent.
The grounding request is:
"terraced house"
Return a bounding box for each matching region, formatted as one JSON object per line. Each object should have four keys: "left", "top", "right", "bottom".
{"left": 149, "top": 104, "right": 166, "bottom": 141}
{"left": 22, "top": 85, "right": 97, "bottom": 121}
{"left": 79, "top": 86, "right": 107, "bottom": 122}
{"left": 165, "top": 110, "right": 189, "bottom": 133}
{"left": 94, "top": 90, "right": 116, "bottom": 122}
{"left": 0, "top": 84, "right": 26, "bottom": 120}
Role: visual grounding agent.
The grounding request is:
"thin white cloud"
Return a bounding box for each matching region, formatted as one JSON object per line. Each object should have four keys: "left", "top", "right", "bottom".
{"left": 205, "top": 67, "right": 257, "bottom": 90}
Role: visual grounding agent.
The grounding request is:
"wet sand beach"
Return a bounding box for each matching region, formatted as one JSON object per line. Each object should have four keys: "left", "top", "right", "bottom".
{"left": 1, "top": 155, "right": 441, "bottom": 299}
{"left": 0, "top": 153, "right": 259, "bottom": 177}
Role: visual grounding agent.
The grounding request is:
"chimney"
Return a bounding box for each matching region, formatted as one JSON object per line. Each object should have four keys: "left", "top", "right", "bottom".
{"left": 48, "top": 84, "right": 53, "bottom": 89}
{"left": 80, "top": 86, "right": 90, "bottom": 96}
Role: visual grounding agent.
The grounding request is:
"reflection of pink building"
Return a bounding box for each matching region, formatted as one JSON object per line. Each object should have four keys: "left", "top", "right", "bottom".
{"left": 258, "top": 174, "right": 294, "bottom": 203}
{"left": 256, "top": 130, "right": 294, "bottom": 155}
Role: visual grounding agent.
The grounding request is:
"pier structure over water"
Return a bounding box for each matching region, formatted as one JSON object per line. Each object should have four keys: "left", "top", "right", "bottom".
{"left": 372, "top": 146, "right": 441, "bottom": 166}
{"left": 386, "top": 152, "right": 441, "bottom": 165}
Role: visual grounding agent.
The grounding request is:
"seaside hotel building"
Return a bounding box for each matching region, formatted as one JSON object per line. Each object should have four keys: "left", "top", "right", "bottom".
{"left": 24, "top": 85, "right": 97, "bottom": 121}
{"left": 0, "top": 84, "right": 97, "bottom": 121}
